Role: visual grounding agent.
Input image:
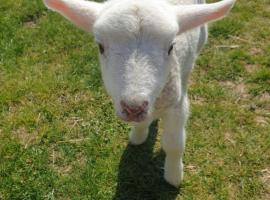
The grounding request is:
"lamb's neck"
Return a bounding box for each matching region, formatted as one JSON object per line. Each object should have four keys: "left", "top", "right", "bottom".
{"left": 154, "top": 58, "right": 182, "bottom": 110}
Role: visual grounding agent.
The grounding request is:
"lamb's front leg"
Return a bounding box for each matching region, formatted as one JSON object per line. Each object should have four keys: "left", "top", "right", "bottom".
{"left": 129, "top": 120, "right": 152, "bottom": 145}
{"left": 162, "top": 97, "right": 188, "bottom": 187}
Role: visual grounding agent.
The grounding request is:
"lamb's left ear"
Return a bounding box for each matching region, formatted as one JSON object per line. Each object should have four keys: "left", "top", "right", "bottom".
{"left": 43, "top": 0, "right": 103, "bottom": 32}
{"left": 175, "top": 0, "right": 236, "bottom": 34}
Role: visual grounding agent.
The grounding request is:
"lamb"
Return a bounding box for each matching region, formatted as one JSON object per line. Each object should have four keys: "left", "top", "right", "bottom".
{"left": 43, "top": 0, "right": 235, "bottom": 187}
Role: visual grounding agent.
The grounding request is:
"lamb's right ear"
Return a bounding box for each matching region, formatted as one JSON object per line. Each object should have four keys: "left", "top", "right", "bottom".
{"left": 175, "top": 0, "right": 236, "bottom": 34}
{"left": 43, "top": 0, "right": 103, "bottom": 32}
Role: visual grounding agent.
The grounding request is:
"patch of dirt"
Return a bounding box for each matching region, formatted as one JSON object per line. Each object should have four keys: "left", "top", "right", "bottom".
{"left": 258, "top": 93, "right": 270, "bottom": 102}
{"left": 228, "top": 183, "right": 240, "bottom": 200}
{"left": 220, "top": 81, "right": 250, "bottom": 99}
{"left": 12, "top": 127, "right": 39, "bottom": 148}
{"left": 255, "top": 108, "right": 270, "bottom": 116}
{"left": 255, "top": 116, "right": 269, "bottom": 127}
{"left": 235, "top": 83, "right": 248, "bottom": 97}
{"left": 23, "top": 21, "right": 37, "bottom": 28}
{"left": 249, "top": 47, "right": 263, "bottom": 55}
{"left": 245, "top": 64, "right": 258, "bottom": 73}
{"left": 252, "top": 104, "right": 270, "bottom": 127}
{"left": 191, "top": 95, "right": 207, "bottom": 105}
{"left": 221, "top": 81, "right": 235, "bottom": 88}
{"left": 261, "top": 168, "right": 270, "bottom": 199}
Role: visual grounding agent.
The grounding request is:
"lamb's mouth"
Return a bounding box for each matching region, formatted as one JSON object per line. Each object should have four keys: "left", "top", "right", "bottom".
{"left": 116, "top": 110, "right": 148, "bottom": 123}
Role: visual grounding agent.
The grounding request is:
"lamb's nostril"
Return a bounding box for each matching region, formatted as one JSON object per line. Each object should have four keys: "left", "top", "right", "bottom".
{"left": 142, "top": 101, "right": 149, "bottom": 108}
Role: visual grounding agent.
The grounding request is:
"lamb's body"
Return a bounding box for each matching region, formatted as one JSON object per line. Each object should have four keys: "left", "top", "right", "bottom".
{"left": 131, "top": 0, "right": 208, "bottom": 186}
{"left": 43, "top": 0, "right": 235, "bottom": 187}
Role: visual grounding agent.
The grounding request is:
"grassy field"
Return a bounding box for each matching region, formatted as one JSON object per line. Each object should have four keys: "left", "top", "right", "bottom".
{"left": 0, "top": 0, "right": 270, "bottom": 199}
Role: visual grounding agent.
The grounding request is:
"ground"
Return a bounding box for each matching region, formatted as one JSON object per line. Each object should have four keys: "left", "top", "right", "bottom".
{"left": 0, "top": 0, "right": 269, "bottom": 199}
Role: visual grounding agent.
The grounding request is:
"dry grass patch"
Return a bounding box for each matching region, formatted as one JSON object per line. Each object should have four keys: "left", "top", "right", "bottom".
{"left": 23, "top": 21, "right": 37, "bottom": 28}
{"left": 258, "top": 93, "right": 270, "bottom": 102}
{"left": 49, "top": 147, "right": 86, "bottom": 177}
{"left": 224, "top": 131, "right": 236, "bottom": 147}
{"left": 191, "top": 95, "right": 207, "bottom": 105}
{"left": 220, "top": 81, "right": 250, "bottom": 99}
{"left": 249, "top": 47, "right": 263, "bottom": 56}
{"left": 260, "top": 168, "right": 270, "bottom": 199}
{"left": 255, "top": 116, "right": 269, "bottom": 127}
{"left": 245, "top": 64, "right": 259, "bottom": 73}
{"left": 227, "top": 183, "right": 240, "bottom": 200}
{"left": 186, "top": 164, "right": 199, "bottom": 175}
{"left": 12, "top": 126, "right": 40, "bottom": 148}
{"left": 48, "top": 147, "right": 72, "bottom": 176}
{"left": 65, "top": 116, "right": 84, "bottom": 130}
{"left": 253, "top": 100, "right": 270, "bottom": 127}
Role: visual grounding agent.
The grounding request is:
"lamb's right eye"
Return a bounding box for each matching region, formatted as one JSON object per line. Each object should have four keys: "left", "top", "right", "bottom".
{"left": 98, "top": 43, "right": 104, "bottom": 54}
{"left": 168, "top": 43, "right": 175, "bottom": 55}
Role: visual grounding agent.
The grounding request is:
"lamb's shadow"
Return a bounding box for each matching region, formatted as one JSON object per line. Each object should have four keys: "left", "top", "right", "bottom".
{"left": 113, "top": 121, "right": 180, "bottom": 200}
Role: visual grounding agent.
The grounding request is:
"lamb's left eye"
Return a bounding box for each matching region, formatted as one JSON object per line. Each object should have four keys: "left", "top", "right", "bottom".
{"left": 98, "top": 43, "right": 104, "bottom": 54}
{"left": 168, "top": 43, "right": 174, "bottom": 55}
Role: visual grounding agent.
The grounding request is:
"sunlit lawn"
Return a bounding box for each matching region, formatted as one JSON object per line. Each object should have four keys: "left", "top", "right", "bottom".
{"left": 0, "top": 0, "right": 269, "bottom": 199}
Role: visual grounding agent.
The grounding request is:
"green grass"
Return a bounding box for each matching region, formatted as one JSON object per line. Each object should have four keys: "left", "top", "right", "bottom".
{"left": 0, "top": 0, "right": 270, "bottom": 199}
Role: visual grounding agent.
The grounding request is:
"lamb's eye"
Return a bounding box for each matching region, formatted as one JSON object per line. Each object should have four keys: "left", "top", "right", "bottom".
{"left": 168, "top": 43, "right": 174, "bottom": 55}
{"left": 98, "top": 43, "right": 104, "bottom": 54}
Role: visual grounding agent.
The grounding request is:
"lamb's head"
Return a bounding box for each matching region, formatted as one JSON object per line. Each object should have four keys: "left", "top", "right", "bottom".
{"left": 94, "top": 1, "right": 179, "bottom": 123}
{"left": 43, "top": 0, "right": 235, "bottom": 123}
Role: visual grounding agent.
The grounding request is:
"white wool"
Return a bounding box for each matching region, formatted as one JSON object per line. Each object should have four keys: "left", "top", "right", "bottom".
{"left": 43, "top": 0, "right": 235, "bottom": 187}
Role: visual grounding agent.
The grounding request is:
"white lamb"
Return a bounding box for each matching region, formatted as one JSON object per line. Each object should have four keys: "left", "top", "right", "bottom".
{"left": 43, "top": 0, "right": 235, "bottom": 187}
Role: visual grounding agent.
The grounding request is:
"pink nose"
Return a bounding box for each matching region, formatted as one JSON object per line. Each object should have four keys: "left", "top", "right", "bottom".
{"left": 120, "top": 100, "right": 149, "bottom": 118}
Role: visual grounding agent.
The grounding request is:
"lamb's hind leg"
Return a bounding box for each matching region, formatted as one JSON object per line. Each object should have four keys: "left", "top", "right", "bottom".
{"left": 162, "top": 96, "right": 189, "bottom": 187}
{"left": 129, "top": 120, "right": 152, "bottom": 145}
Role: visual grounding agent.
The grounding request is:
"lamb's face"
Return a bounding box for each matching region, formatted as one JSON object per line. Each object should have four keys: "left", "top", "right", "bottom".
{"left": 93, "top": 3, "right": 178, "bottom": 122}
